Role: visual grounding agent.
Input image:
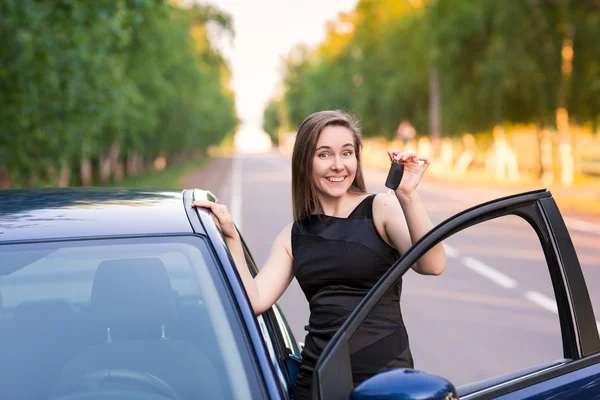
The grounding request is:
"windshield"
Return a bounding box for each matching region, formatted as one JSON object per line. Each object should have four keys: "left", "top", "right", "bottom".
{"left": 0, "top": 236, "right": 256, "bottom": 400}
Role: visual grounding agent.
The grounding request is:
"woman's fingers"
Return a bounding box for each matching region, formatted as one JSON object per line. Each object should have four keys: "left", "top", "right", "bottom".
{"left": 418, "top": 156, "right": 431, "bottom": 166}
{"left": 387, "top": 150, "right": 397, "bottom": 162}
{"left": 191, "top": 200, "right": 214, "bottom": 210}
{"left": 192, "top": 201, "right": 230, "bottom": 220}
{"left": 387, "top": 150, "right": 420, "bottom": 163}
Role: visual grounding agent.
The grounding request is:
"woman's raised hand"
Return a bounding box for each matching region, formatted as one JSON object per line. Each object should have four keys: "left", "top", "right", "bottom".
{"left": 386, "top": 150, "right": 431, "bottom": 195}
{"left": 191, "top": 200, "right": 239, "bottom": 240}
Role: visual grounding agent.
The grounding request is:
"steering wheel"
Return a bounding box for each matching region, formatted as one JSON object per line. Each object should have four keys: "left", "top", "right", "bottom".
{"left": 52, "top": 369, "right": 182, "bottom": 400}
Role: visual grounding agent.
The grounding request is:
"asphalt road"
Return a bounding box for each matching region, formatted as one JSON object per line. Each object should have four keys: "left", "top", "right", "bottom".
{"left": 183, "top": 150, "right": 600, "bottom": 388}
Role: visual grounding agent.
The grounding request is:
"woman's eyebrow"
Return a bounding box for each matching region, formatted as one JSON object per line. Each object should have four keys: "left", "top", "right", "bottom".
{"left": 316, "top": 143, "right": 354, "bottom": 150}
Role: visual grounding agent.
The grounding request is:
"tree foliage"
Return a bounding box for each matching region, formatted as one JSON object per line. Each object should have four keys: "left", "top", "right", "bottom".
{"left": 265, "top": 0, "right": 600, "bottom": 139}
{"left": 0, "top": 0, "right": 237, "bottom": 187}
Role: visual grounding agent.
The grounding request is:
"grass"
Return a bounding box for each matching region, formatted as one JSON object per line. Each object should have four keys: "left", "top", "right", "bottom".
{"left": 109, "top": 157, "right": 207, "bottom": 189}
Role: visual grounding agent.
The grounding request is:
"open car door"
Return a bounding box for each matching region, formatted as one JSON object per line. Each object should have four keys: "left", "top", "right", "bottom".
{"left": 312, "top": 189, "right": 600, "bottom": 400}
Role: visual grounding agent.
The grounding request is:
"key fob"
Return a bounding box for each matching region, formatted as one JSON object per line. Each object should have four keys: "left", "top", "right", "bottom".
{"left": 385, "top": 162, "right": 404, "bottom": 190}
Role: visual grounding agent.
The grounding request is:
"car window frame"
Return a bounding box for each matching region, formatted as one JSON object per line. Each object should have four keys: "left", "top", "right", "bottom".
{"left": 312, "top": 189, "right": 600, "bottom": 400}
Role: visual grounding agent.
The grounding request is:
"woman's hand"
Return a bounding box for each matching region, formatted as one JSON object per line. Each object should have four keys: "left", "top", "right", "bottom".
{"left": 191, "top": 200, "right": 240, "bottom": 240}
{"left": 386, "top": 150, "right": 431, "bottom": 196}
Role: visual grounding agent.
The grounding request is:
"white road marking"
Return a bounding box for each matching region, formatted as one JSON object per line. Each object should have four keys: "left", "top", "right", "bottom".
{"left": 525, "top": 291, "right": 600, "bottom": 334}
{"left": 230, "top": 156, "right": 243, "bottom": 233}
{"left": 462, "top": 256, "right": 519, "bottom": 289}
{"left": 525, "top": 291, "right": 558, "bottom": 314}
{"left": 564, "top": 218, "right": 600, "bottom": 236}
{"left": 444, "top": 243, "right": 460, "bottom": 258}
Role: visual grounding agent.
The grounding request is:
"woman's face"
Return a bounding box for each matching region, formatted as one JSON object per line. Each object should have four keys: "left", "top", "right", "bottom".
{"left": 311, "top": 125, "right": 357, "bottom": 199}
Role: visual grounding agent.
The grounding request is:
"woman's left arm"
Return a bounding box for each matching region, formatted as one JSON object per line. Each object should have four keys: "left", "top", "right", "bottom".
{"left": 395, "top": 191, "right": 446, "bottom": 275}
{"left": 383, "top": 150, "right": 446, "bottom": 276}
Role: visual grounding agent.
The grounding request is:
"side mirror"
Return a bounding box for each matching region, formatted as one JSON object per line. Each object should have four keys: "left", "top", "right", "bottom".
{"left": 350, "top": 369, "right": 458, "bottom": 400}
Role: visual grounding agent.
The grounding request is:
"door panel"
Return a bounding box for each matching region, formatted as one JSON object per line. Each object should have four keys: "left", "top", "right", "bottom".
{"left": 491, "top": 354, "right": 600, "bottom": 399}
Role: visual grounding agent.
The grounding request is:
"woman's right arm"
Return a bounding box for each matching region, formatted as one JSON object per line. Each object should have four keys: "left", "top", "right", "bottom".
{"left": 225, "top": 223, "right": 294, "bottom": 314}
{"left": 192, "top": 200, "right": 294, "bottom": 315}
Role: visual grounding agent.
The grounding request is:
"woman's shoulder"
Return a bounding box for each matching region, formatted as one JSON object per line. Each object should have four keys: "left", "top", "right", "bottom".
{"left": 273, "top": 222, "right": 294, "bottom": 254}
{"left": 372, "top": 192, "right": 402, "bottom": 219}
{"left": 280, "top": 221, "right": 294, "bottom": 234}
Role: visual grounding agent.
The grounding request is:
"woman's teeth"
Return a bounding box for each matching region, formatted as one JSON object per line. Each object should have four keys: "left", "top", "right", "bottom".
{"left": 327, "top": 177, "right": 345, "bottom": 183}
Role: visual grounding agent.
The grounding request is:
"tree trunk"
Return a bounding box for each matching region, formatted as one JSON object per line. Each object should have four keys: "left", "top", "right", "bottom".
{"left": 135, "top": 153, "right": 144, "bottom": 174}
{"left": 114, "top": 158, "right": 125, "bottom": 182}
{"left": 126, "top": 152, "right": 144, "bottom": 176}
{"left": 538, "top": 125, "right": 554, "bottom": 186}
{"left": 0, "top": 164, "right": 12, "bottom": 189}
{"left": 58, "top": 159, "right": 71, "bottom": 187}
{"left": 109, "top": 144, "right": 121, "bottom": 181}
{"left": 126, "top": 152, "right": 137, "bottom": 176}
{"left": 99, "top": 152, "right": 112, "bottom": 184}
{"left": 80, "top": 155, "right": 93, "bottom": 186}
{"left": 556, "top": 19, "right": 575, "bottom": 186}
{"left": 429, "top": 67, "right": 441, "bottom": 157}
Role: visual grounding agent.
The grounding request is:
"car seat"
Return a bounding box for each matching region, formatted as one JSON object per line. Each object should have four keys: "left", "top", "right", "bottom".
{"left": 53, "top": 258, "right": 223, "bottom": 400}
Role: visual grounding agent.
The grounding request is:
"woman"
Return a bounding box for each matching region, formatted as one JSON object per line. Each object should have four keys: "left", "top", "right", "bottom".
{"left": 192, "top": 110, "right": 446, "bottom": 399}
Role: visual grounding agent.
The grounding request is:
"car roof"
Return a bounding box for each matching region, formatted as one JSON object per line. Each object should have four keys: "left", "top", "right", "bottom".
{"left": 0, "top": 187, "right": 200, "bottom": 243}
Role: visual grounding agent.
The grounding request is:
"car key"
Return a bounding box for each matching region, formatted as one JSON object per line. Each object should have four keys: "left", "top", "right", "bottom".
{"left": 384, "top": 162, "right": 404, "bottom": 205}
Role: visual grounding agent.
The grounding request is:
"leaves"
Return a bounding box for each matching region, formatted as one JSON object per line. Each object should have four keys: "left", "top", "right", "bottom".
{"left": 266, "top": 0, "right": 600, "bottom": 138}
{"left": 0, "top": 0, "right": 238, "bottom": 186}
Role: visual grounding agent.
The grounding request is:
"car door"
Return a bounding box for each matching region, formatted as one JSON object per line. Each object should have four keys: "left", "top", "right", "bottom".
{"left": 312, "top": 189, "right": 600, "bottom": 400}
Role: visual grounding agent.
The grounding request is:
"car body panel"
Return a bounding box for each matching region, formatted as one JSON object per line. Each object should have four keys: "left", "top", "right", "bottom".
{"left": 495, "top": 356, "right": 600, "bottom": 399}
{"left": 0, "top": 188, "right": 286, "bottom": 400}
{"left": 0, "top": 188, "right": 192, "bottom": 242}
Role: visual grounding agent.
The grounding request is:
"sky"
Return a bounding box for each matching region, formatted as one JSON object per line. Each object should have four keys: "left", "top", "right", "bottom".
{"left": 202, "top": 0, "right": 358, "bottom": 130}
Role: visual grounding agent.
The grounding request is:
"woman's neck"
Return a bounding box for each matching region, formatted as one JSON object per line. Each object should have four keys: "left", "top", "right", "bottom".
{"left": 318, "top": 192, "right": 366, "bottom": 218}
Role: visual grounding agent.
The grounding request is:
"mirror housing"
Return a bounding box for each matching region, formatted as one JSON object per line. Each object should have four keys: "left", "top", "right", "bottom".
{"left": 350, "top": 369, "right": 458, "bottom": 400}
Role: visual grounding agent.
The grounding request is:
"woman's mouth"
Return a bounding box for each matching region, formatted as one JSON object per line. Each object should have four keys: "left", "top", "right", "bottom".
{"left": 326, "top": 176, "right": 346, "bottom": 183}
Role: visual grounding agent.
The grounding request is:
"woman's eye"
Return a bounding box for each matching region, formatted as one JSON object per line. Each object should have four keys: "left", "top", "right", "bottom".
{"left": 318, "top": 152, "right": 329, "bottom": 159}
{"left": 342, "top": 151, "right": 352, "bottom": 157}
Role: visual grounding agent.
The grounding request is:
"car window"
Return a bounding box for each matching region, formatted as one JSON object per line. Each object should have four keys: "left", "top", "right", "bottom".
{"left": 0, "top": 236, "right": 257, "bottom": 400}
{"left": 273, "top": 304, "right": 301, "bottom": 357}
{"left": 353, "top": 214, "right": 563, "bottom": 389}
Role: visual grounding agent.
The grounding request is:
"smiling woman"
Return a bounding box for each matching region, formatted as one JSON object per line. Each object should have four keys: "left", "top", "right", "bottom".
{"left": 193, "top": 109, "right": 446, "bottom": 399}
{"left": 292, "top": 112, "right": 366, "bottom": 220}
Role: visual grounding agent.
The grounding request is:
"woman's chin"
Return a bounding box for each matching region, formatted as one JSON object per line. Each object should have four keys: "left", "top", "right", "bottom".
{"left": 320, "top": 185, "right": 349, "bottom": 198}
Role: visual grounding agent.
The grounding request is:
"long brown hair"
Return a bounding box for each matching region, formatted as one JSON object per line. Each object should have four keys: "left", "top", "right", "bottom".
{"left": 291, "top": 110, "right": 367, "bottom": 222}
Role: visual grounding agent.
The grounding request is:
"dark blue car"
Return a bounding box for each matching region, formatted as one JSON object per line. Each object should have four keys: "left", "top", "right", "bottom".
{"left": 0, "top": 188, "right": 598, "bottom": 400}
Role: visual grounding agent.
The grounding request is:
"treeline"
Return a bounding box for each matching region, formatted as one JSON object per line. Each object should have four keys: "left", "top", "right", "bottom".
{"left": 0, "top": 0, "right": 238, "bottom": 188}
{"left": 264, "top": 0, "right": 600, "bottom": 143}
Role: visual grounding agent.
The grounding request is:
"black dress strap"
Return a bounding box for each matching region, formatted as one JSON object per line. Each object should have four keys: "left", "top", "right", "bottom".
{"left": 347, "top": 194, "right": 376, "bottom": 219}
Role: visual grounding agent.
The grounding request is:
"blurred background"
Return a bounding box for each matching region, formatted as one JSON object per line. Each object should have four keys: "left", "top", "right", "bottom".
{"left": 2, "top": 0, "right": 599, "bottom": 389}
{"left": 2, "top": 0, "right": 599, "bottom": 212}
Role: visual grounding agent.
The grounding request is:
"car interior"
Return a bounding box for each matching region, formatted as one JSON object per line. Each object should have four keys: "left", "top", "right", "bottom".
{"left": 0, "top": 255, "right": 233, "bottom": 400}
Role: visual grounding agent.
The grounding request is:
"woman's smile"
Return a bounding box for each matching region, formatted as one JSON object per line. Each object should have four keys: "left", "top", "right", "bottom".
{"left": 325, "top": 176, "right": 346, "bottom": 183}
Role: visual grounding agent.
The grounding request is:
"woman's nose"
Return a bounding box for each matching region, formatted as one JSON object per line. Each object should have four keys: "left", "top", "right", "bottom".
{"left": 330, "top": 157, "right": 343, "bottom": 171}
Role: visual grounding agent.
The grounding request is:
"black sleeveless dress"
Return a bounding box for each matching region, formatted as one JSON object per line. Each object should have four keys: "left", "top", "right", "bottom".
{"left": 291, "top": 194, "right": 413, "bottom": 400}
